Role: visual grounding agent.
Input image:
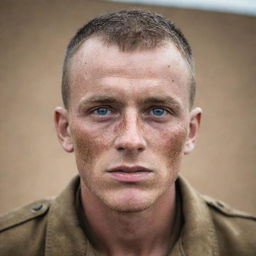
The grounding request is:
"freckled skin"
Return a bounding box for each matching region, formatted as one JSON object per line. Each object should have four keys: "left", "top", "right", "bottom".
{"left": 72, "top": 117, "right": 187, "bottom": 211}
{"left": 63, "top": 37, "right": 199, "bottom": 213}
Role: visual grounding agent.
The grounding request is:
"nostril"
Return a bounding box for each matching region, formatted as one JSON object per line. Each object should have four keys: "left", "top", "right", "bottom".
{"left": 138, "top": 147, "right": 144, "bottom": 152}
{"left": 117, "top": 146, "right": 125, "bottom": 151}
{"left": 116, "top": 144, "right": 145, "bottom": 152}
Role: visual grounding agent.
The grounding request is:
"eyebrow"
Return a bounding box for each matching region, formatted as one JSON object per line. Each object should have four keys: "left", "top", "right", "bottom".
{"left": 82, "top": 95, "right": 118, "bottom": 104}
{"left": 142, "top": 96, "right": 181, "bottom": 110}
{"left": 78, "top": 95, "right": 119, "bottom": 111}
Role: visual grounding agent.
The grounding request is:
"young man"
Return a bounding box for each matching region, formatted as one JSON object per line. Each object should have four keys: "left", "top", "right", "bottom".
{"left": 0, "top": 9, "right": 255, "bottom": 256}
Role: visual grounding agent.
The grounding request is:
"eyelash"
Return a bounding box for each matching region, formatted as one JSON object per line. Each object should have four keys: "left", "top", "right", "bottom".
{"left": 90, "top": 106, "right": 114, "bottom": 115}
{"left": 88, "top": 106, "right": 173, "bottom": 120}
{"left": 148, "top": 107, "right": 168, "bottom": 116}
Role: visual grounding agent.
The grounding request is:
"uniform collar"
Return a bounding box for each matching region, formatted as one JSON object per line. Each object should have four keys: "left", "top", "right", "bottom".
{"left": 45, "top": 175, "right": 219, "bottom": 256}
{"left": 45, "top": 176, "right": 90, "bottom": 256}
{"left": 171, "top": 176, "right": 219, "bottom": 256}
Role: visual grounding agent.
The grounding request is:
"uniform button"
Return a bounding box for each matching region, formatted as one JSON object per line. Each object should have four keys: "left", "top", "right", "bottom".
{"left": 32, "top": 202, "right": 43, "bottom": 212}
{"left": 216, "top": 201, "right": 224, "bottom": 208}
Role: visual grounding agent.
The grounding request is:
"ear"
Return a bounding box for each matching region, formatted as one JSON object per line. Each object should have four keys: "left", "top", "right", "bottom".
{"left": 184, "top": 107, "right": 202, "bottom": 155}
{"left": 54, "top": 107, "right": 74, "bottom": 152}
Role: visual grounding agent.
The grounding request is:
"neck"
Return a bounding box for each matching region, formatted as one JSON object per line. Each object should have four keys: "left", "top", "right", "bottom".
{"left": 80, "top": 182, "right": 177, "bottom": 256}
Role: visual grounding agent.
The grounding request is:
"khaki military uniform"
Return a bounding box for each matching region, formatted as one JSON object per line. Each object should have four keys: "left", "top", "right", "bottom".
{"left": 0, "top": 176, "right": 255, "bottom": 256}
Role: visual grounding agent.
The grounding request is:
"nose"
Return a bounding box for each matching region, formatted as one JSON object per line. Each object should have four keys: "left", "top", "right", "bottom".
{"left": 114, "top": 110, "right": 146, "bottom": 153}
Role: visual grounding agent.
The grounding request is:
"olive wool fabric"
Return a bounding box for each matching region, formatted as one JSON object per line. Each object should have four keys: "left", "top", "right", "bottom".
{"left": 0, "top": 176, "right": 255, "bottom": 255}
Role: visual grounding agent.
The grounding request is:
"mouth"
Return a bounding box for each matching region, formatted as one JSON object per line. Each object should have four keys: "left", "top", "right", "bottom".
{"left": 106, "top": 166, "right": 153, "bottom": 182}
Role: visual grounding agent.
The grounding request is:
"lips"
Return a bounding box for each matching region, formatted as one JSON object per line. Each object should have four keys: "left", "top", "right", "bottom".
{"left": 107, "top": 166, "right": 153, "bottom": 182}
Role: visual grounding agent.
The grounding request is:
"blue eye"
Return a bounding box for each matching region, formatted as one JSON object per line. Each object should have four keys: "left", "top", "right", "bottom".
{"left": 94, "top": 107, "right": 111, "bottom": 115}
{"left": 151, "top": 108, "right": 166, "bottom": 116}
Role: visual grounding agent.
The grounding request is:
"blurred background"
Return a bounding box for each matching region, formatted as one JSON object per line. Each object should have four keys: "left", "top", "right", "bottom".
{"left": 0, "top": 0, "right": 255, "bottom": 214}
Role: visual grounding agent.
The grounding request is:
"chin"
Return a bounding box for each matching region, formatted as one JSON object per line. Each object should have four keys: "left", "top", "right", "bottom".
{"left": 100, "top": 189, "right": 160, "bottom": 213}
{"left": 107, "top": 201, "right": 153, "bottom": 213}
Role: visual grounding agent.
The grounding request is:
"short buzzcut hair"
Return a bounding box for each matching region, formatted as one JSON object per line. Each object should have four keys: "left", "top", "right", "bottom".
{"left": 62, "top": 9, "right": 195, "bottom": 109}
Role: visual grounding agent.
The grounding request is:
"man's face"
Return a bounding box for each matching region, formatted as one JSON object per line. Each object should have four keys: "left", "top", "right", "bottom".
{"left": 56, "top": 37, "right": 200, "bottom": 212}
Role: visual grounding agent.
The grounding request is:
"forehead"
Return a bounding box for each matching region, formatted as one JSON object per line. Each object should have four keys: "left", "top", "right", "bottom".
{"left": 68, "top": 37, "right": 191, "bottom": 107}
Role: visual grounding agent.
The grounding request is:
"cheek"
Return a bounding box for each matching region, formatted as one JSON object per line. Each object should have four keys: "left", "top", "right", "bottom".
{"left": 156, "top": 124, "right": 187, "bottom": 165}
{"left": 71, "top": 123, "right": 111, "bottom": 168}
{"left": 168, "top": 128, "right": 187, "bottom": 161}
{"left": 73, "top": 130, "right": 96, "bottom": 165}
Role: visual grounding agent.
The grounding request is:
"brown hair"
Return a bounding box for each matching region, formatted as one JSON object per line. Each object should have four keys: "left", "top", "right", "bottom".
{"left": 62, "top": 9, "right": 195, "bottom": 108}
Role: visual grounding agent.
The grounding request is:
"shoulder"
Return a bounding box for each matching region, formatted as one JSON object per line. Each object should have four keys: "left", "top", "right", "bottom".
{"left": 202, "top": 194, "right": 256, "bottom": 221}
{"left": 0, "top": 199, "right": 52, "bottom": 255}
{"left": 201, "top": 194, "right": 256, "bottom": 255}
{"left": 0, "top": 199, "right": 51, "bottom": 232}
{"left": 177, "top": 176, "right": 256, "bottom": 255}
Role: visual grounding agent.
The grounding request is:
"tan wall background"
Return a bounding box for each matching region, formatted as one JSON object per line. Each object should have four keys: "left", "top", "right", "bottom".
{"left": 0, "top": 0, "right": 255, "bottom": 215}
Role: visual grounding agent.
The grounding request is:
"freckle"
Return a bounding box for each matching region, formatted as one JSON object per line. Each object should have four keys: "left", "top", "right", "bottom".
{"left": 172, "top": 80, "right": 174, "bottom": 83}
{"left": 168, "top": 65, "right": 170, "bottom": 68}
